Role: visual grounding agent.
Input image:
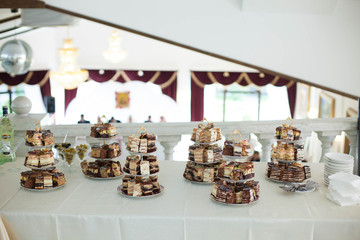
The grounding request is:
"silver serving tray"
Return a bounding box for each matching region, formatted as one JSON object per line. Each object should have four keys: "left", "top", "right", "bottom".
{"left": 183, "top": 177, "right": 214, "bottom": 185}
{"left": 87, "top": 152, "right": 121, "bottom": 160}
{"left": 265, "top": 174, "right": 306, "bottom": 184}
{"left": 123, "top": 169, "right": 159, "bottom": 177}
{"left": 273, "top": 137, "right": 303, "bottom": 143}
{"left": 89, "top": 134, "right": 118, "bottom": 140}
{"left": 83, "top": 172, "right": 123, "bottom": 180}
{"left": 216, "top": 176, "right": 254, "bottom": 183}
{"left": 21, "top": 184, "right": 65, "bottom": 192}
{"left": 126, "top": 150, "right": 156, "bottom": 156}
{"left": 190, "top": 139, "right": 221, "bottom": 145}
{"left": 210, "top": 194, "right": 257, "bottom": 206}
{"left": 188, "top": 159, "right": 222, "bottom": 165}
{"left": 117, "top": 185, "right": 165, "bottom": 198}
{"left": 25, "top": 142, "right": 54, "bottom": 149}
{"left": 222, "top": 155, "right": 252, "bottom": 161}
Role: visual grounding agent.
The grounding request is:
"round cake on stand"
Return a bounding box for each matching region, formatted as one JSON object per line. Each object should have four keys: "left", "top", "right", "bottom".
{"left": 266, "top": 118, "right": 311, "bottom": 183}
{"left": 20, "top": 122, "right": 66, "bottom": 191}
{"left": 210, "top": 130, "right": 260, "bottom": 205}
{"left": 81, "top": 117, "right": 123, "bottom": 179}
{"left": 183, "top": 119, "right": 222, "bottom": 184}
{"left": 118, "top": 126, "right": 164, "bottom": 197}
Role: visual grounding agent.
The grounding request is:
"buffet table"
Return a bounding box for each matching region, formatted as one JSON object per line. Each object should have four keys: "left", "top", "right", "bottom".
{"left": 0, "top": 159, "right": 359, "bottom": 240}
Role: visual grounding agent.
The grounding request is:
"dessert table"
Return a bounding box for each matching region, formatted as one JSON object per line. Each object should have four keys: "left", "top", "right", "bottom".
{"left": 0, "top": 159, "right": 359, "bottom": 240}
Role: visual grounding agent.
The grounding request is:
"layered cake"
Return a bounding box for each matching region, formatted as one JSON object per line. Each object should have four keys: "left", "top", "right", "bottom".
{"left": 121, "top": 175, "right": 161, "bottom": 196}
{"left": 183, "top": 161, "right": 219, "bottom": 183}
{"left": 123, "top": 155, "right": 159, "bottom": 175}
{"left": 90, "top": 123, "right": 117, "bottom": 138}
{"left": 81, "top": 160, "right": 122, "bottom": 178}
{"left": 191, "top": 122, "right": 221, "bottom": 143}
{"left": 91, "top": 142, "right": 121, "bottom": 159}
{"left": 24, "top": 149, "right": 55, "bottom": 168}
{"left": 222, "top": 140, "right": 252, "bottom": 157}
{"left": 188, "top": 144, "right": 222, "bottom": 163}
{"left": 20, "top": 168, "right": 66, "bottom": 189}
{"left": 25, "top": 129, "right": 54, "bottom": 147}
{"left": 275, "top": 125, "right": 301, "bottom": 141}
{"left": 271, "top": 141, "right": 304, "bottom": 161}
{"left": 211, "top": 179, "right": 260, "bottom": 204}
{"left": 127, "top": 133, "right": 157, "bottom": 153}
{"left": 217, "top": 161, "right": 255, "bottom": 181}
{"left": 266, "top": 162, "right": 311, "bottom": 182}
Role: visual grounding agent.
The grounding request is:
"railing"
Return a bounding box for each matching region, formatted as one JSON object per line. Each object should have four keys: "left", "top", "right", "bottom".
{"left": 14, "top": 117, "right": 358, "bottom": 173}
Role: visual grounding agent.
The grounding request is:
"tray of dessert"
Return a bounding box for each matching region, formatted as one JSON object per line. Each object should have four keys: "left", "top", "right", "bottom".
{"left": 210, "top": 179, "right": 259, "bottom": 205}
{"left": 217, "top": 161, "right": 255, "bottom": 182}
{"left": 273, "top": 137, "right": 303, "bottom": 143}
{"left": 222, "top": 155, "right": 251, "bottom": 161}
{"left": 183, "top": 161, "right": 219, "bottom": 183}
{"left": 190, "top": 119, "right": 222, "bottom": 144}
{"left": 20, "top": 168, "right": 66, "bottom": 190}
{"left": 222, "top": 130, "right": 253, "bottom": 158}
{"left": 190, "top": 140, "right": 221, "bottom": 145}
{"left": 88, "top": 142, "right": 121, "bottom": 160}
{"left": 272, "top": 158, "right": 299, "bottom": 164}
{"left": 266, "top": 162, "right": 311, "bottom": 183}
{"left": 188, "top": 143, "right": 222, "bottom": 164}
{"left": 81, "top": 160, "right": 123, "bottom": 179}
{"left": 275, "top": 118, "right": 302, "bottom": 142}
{"left": 25, "top": 123, "right": 55, "bottom": 148}
{"left": 210, "top": 194, "right": 257, "bottom": 206}
{"left": 118, "top": 175, "right": 164, "bottom": 198}
{"left": 25, "top": 142, "right": 54, "bottom": 149}
{"left": 22, "top": 184, "right": 65, "bottom": 192}
{"left": 271, "top": 141, "right": 304, "bottom": 162}
{"left": 117, "top": 185, "right": 164, "bottom": 198}
{"left": 90, "top": 117, "right": 118, "bottom": 138}
{"left": 89, "top": 134, "right": 119, "bottom": 140}
{"left": 123, "top": 155, "right": 159, "bottom": 176}
{"left": 24, "top": 149, "right": 59, "bottom": 169}
{"left": 84, "top": 174, "right": 123, "bottom": 180}
{"left": 126, "top": 129, "right": 157, "bottom": 154}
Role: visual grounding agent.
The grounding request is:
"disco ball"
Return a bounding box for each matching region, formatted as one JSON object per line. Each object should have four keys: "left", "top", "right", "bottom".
{"left": 0, "top": 39, "right": 33, "bottom": 75}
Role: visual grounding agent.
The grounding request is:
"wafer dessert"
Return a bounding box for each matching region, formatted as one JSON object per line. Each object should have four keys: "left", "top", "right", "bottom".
{"left": 25, "top": 129, "right": 54, "bottom": 147}
{"left": 211, "top": 179, "right": 260, "bottom": 204}
{"left": 81, "top": 160, "right": 122, "bottom": 178}
{"left": 188, "top": 144, "right": 222, "bottom": 163}
{"left": 20, "top": 168, "right": 65, "bottom": 189}
{"left": 217, "top": 161, "right": 255, "bottom": 181}
{"left": 266, "top": 162, "right": 311, "bottom": 182}
{"left": 183, "top": 161, "right": 220, "bottom": 183}
{"left": 191, "top": 122, "right": 221, "bottom": 143}
{"left": 127, "top": 132, "right": 157, "bottom": 153}
{"left": 271, "top": 141, "right": 304, "bottom": 161}
{"left": 123, "top": 155, "right": 159, "bottom": 175}
{"left": 90, "top": 123, "right": 117, "bottom": 138}
{"left": 91, "top": 142, "right": 121, "bottom": 159}
{"left": 24, "top": 149, "right": 55, "bottom": 168}
{"left": 222, "top": 140, "right": 252, "bottom": 157}
{"left": 121, "top": 175, "right": 161, "bottom": 196}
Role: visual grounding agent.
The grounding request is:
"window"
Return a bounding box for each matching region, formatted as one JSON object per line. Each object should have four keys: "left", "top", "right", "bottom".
{"left": 204, "top": 83, "right": 290, "bottom": 121}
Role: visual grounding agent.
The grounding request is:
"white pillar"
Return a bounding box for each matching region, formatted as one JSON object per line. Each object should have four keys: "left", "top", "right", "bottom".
{"left": 316, "top": 131, "right": 340, "bottom": 162}
{"left": 158, "top": 135, "right": 181, "bottom": 160}
{"left": 345, "top": 130, "right": 358, "bottom": 175}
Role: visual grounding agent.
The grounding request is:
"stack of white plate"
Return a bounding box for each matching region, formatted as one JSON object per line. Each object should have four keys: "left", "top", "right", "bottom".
{"left": 324, "top": 152, "right": 354, "bottom": 185}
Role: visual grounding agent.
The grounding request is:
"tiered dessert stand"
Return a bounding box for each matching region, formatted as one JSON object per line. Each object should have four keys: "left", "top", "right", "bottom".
{"left": 22, "top": 122, "right": 65, "bottom": 191}
{"left": 183, "top": 119, "right": 222, "bottom": 184}
{"left": 86, "top": 117, "right": 123, "bottom": 180}
{"left": 210, "top": 130, "right": 259, "bottom": 205}
{"left": 118, "top": 126, "right": 164, "bottom": 198}
{"left": 266, "top": 118, "right": 310, "bottom": 183}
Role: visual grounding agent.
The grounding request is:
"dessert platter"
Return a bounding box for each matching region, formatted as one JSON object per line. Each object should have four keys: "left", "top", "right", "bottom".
{"left": 81, "top": 118, "right": 123, "bottom": 179}
{"left": 119, "top": 126, "right": 164, "bottom": 197}
{"left": 266, "top": 118, "right": 311, "bottom": 183}
{"left": 20, "top": 123, "right": 66, "bottom": 191}
{"left": 184, "top": 119, "right": 223, "bottom": 184}
{"left": 117, "top": 175, "right": 164, "bottom": 198}
{"left": 210, "top": 129, "right": 260, "bottom": 205}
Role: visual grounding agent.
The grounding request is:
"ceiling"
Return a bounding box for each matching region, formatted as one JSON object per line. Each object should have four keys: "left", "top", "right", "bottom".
{"left": 40, "top": 0, "right": 360, "bottom": 98}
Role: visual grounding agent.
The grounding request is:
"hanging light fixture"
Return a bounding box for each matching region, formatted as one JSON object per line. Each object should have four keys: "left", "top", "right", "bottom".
{"left": 103, "top": 30, "right": 127, "bottom": 63}
{"left": 50, "top": 38, "right": 88, "bottom": 90}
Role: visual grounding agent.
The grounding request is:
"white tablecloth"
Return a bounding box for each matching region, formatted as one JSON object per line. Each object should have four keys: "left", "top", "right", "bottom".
{"left": 0, "top": 159, "right": 359, "bottom": 240}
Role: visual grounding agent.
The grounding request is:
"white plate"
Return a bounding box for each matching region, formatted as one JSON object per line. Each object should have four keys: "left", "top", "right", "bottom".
{"left": 210, "top": 194, "right": 258, "bottom": 205}
{"left": 21, "top": 184, "right": 65, "bottom": 191}
{"left": 183, "top": 177, "right": 214, "bottom": 185}
{"left": 188, "top": 159, "right": 222, "bottom": 165}
{"left": 89, "top": 134, "right": 118, "bottom": 140}
{"left": 222, "top": 155, "right": 251, "bottom": 161}
{"left": 87, "top": 152, "right": 121, "bottom": 160}
{"left": 126, "top": 150, "right": 156, "bottom": 156}
{"left": 25, "top": 142, "right": 54, "bottom": 149}
{"left": 83, "top": 173, "right": 123, "bottom": 180}
{"left": 123, "top": 169, "right": 159, "bottom": 177}
{"left": 117, "top": 185, "right": 165, "bottom": 198}
{"left": 265, "top": 174, "right": 306, "bottom": 184}
{"left": 190, "top": 139, "right": 221, "bottom": 145}
{"left": 325, "top": 152, "right": 354, "bottom": 162}
{"left": 274, "top": 137, "right": 303, "bottom": 143}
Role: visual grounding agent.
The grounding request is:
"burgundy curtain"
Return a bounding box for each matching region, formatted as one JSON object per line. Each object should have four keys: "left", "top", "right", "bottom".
{"left": 191, "top": 71, "right": 297, "bottom": 121}
{"left": 0, "top": 70, "right": 51, "bottom": 105}
{"left": 65, "top": 70, "right": 177, "bottom": 112}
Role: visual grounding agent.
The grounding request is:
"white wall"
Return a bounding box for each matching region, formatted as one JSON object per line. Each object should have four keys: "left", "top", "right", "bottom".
{"left": 44, "top": 0, "right": 360, "bottom": 98}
